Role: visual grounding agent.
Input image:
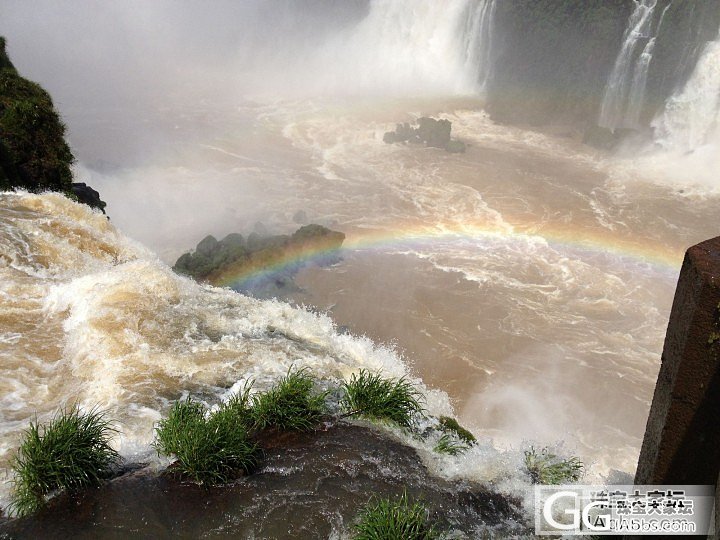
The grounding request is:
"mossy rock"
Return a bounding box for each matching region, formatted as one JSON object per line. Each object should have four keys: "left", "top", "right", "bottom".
{"left": 173, "top": 224, "right": 345, "bottom": 285}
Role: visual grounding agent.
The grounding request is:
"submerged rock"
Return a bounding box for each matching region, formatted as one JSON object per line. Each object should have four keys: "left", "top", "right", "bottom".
{"left": 0, "top": 424, "right": 526, "bottom": 539}
{"left": 383, "top": 117, "right": 465, "bottom": 153}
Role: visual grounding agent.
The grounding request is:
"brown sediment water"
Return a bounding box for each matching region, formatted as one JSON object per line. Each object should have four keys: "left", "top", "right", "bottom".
{"left": 2, "top": 96, "right": 719, "bottom": 527}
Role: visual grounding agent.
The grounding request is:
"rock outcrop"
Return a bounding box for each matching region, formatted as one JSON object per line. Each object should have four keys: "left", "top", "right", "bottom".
{"left": 487, "top": 1, "right": 720, "bottom": 128}
{"left": 173, "top": 224, "right": 345, "bottom": 298}
{"left": 71, "top": 182, "right": 107, "bottom": 213}
{"left": 383, "top": 117, "right": 466, "bottom": 153}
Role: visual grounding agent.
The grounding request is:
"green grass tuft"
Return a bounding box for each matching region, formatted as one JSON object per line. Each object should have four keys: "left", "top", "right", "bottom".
{"left": 9, "top": 406, "right": 119, "bottom": 517}
{"left": 154, "top": 397, "right": 258, "bottom": 485}
{"left": 433, "top": 434, "right": 467, "bottom": 456}
{"left": 250, "top": 367, "right": 327, "bottom": 432}
{"left": 438, "top": 416, "right": 476, "bottom": 445}
{"left": 524, "top": 446, "right": 584, "bottom": 484}
{"left": 341, "top": 370, "right": 424, "bottom": 428}
{"left": 352, "top": 492, "right": 440, "bottom": 540}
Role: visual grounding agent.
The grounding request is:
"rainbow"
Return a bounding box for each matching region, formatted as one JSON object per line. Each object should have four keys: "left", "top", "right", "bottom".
{"left": 214, "top": 219, "right": 685, "bottom": 292}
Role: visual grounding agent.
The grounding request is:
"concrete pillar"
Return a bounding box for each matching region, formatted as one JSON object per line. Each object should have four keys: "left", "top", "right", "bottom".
{"left": 635, "top": 236, "right": 720, "bottom": 487}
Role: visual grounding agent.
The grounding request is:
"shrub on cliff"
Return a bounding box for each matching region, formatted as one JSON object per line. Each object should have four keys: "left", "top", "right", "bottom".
{"left": 9, "top": 406, "right": 119, "bottom": 516}
{"left": 341, "top": 370, "right": 424, "bottom": 428}
{"left": 0, "top": 36, "right": 75, "bottom": 194}
{"left": 352, "top": 492, "right": 440, "bottom": 540}
{"left": 154, "top": 397, "right": 259, "bottom": 484}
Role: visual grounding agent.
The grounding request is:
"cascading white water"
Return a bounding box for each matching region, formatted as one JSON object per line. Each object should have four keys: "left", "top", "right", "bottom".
{"left": 625, "top": 37, "right": 657, "bottom": 127}
{"left": 625, "top": 4, "right": 671, "bottom": 127}
{"left": 315, "top": 0, "right": 497, "bottom": 96}
{"left": 653, "top": 33, "right": 720, "bottom": 153}
{"left": 599, "top": 0, "right": 660, "bottom": 130}
{"left": 461, "top": 0, "right": 497, "bottom": 94}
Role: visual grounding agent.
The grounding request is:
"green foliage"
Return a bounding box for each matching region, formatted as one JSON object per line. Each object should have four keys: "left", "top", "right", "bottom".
{"left": 352, "top": 492, "right": 440, "bottom": 540}
{"left": 9, "top": 406, "right": 119, "bottom": 517}
{"left": 154, "top": 397, "right": 258, "bottom": 485}
{"left": 432, "top": 417, "right": 476, "bottom": 456}
{"left": 524, "top": 446, "right": 584, "bottom": 484}
{"left": 250, "top": 367, "right": 327, "bottom": 432}
{"left": 0, "top": 36, "right": 17, "bottom": 72}
{"left": 438, "top": 416, "right": 476, "bottom": 445}
{"left": 0, "top": 36, "right": 75, "bottom": 194}
{"left": 433, "top": 434, "right": 467, "bottom": 456}
{"left": 341, "top": 370, "right": 424, "bottom": 428}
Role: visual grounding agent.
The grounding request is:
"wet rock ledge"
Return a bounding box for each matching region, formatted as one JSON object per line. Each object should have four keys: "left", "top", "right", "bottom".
{"left": 0, "top": 424, "right": 526, "bottom": 539}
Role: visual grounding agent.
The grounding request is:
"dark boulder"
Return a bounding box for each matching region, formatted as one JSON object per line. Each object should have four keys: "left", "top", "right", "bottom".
{"left": 417, "top": 117, "right": 451, "bottom": 148}
{"left": 173, "top": 224, "right": 345, "bottom": 298}
{"left": 383, "top": 117, "right": 465, "bottom": 154}
{"left": 71, "top": 183, "right": 107, "bottom": 213}
{"left": 195, "top": 235, "right": 219, "bottom": 257}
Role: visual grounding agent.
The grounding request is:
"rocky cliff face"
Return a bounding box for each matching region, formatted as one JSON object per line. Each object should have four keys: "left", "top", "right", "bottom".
{"left": 485, "top": 0, "right": 720, "bottom": 128}
{"left": 488, "top": 0, "right": 633, "bottom": 125}
{"left": 645, "top": 0, "right": 720, "bottom": 122}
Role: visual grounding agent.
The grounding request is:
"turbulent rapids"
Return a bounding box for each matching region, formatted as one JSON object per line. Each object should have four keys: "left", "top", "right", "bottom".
{"left": 0, "top": 191, "right": 532, "bottom": 516}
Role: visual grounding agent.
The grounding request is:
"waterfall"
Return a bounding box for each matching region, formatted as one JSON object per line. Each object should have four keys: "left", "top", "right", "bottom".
{"left": 314, "top": 0, "right": 498, "bottom": 96}
{"left": 625, "top": 4, "right": 671, "bottom": 127}
{"left": 599, "top": 0, "right": 662, "bottom": 130}
{"left": 461, "top": 0, "right": 498, "bottom": 94}
{"left": 624, "top": 37, "right": 657, "bottom": 127}
{"left": 653, "top": 34, "right": 720, "bottom": 153}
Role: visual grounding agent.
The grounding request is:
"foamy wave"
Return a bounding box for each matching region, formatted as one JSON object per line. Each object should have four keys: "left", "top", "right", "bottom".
{"left": 4, "top": 192, "right": 535, "bottom": 511}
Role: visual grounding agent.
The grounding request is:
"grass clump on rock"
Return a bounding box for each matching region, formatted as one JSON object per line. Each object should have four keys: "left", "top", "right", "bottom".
{"left": 433, "top": 433, "right": 467, "bottom": 456}
{"left": 438, "top": 416, "right": 476, "bottom": 445}
{"left": 250, "top": 367, "right": 327, "bottom": 432}
{"left": 433, "top": 416, "right": 477, "bottom": 456}
{"left": 341, "top": 369, "right": 424, "bottom": 428}
{"left": 524, "top": 446, "right": 584, "bottom": 484}
{"left": 9, "top": 406, "right": 119, "bottom": 517}
{"left": 352, "top": 492, "right": 440, "bottom": 540}
{"left": 154, "top": 397, "right": 259, "bottom": 485}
